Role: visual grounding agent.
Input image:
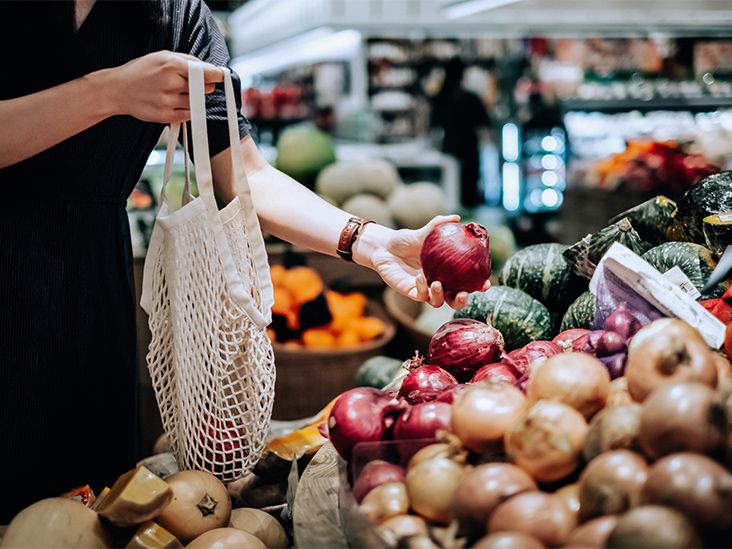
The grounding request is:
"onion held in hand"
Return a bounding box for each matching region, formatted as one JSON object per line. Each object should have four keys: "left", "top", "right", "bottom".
{"left": 451, "top": 382, "right": 527, "bottom": 453}
{"left": 398, "top": 364, "right": 457, "bottom": 404}
{"left": 428, "top": 319, "right": 504, "bottom": 382}
{"left": 420, "top": 222, "right": 491, "bottom": 297}
{"left": 326, "top": 388, "right": 404, "bottom": 460}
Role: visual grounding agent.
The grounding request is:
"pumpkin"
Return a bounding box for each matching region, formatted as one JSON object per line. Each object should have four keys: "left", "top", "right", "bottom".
{"left": 126, "top": 521, "right": 183, "bottom": 548}
{"left": 156, "top": 470, "right": 231, "bottom": 542}
{"left": 355, "top": 356, "right": 405, "bottom": 388}
{"left": 229, "top": 508, "right": 289, "bottom": 548}
{"left": 642, "top": 241, "right": 728, "bottom": 299}
{"left": 500, "top": 243, "right": 585, "bottom": 311}
{"left": 96, "top": 466, "right": 172, "bottom": 527}
{"left": 186, "top": 527, "right": 266, "bottom": 549}
{"left": 560, "top": 291, "right": 597, "bottom": 331}
{"left": 454, "top": 286, "right": 553, "bottom": 350}
{"left": 677, "top": 170, "right": 732, "bottom": 243}
{"left": 0, "top": 498, "right": 112, "bottom": 548}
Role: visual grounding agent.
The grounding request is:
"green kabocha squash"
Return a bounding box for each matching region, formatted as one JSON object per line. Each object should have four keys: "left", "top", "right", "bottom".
{"left": 677, "top": 171, "right": 732, "bottom": 243}
{"left": 609, "top": 195, "right": 682, "bottom": 245}
{"left": 642, "top": 241, "right": 728, "bottom": 299}
{"left": 563, "top": 218, "right": 651, "bottom": 279}
{"left": 499, "top": 243, "right": 585, "bottom": 312}
{"left": 355, "top": 356, "right": 404, "bottom": 388}
{"left": 702, "top": 212, "right": 732, "bottom": 255}
{"left": 454, "top": 286, "right": 552, "bottom": 351}
{"left": 560, "top": 291, "right": 596, "bottom": 331}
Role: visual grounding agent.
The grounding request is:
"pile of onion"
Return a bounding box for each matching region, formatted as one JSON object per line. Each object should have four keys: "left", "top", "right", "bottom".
{"left": 470, "top": 362, "right": 520, "bottom": 385}
{"left": 428, "top": 319, "right": 504, "bottom": 381}
{"left": 419, "top": 222, "right": 491, "bottom": 298}
{"left": 505, "top": 341, "right": 562, "bottom": 376}
{"left": 578, "top": 450, "right": 647, "bottom": 520}
{"left": 393, "top": 401, "right": 452, "bottom": 441}
{"left": 352, "top": 460, "right": 405, "bottom": 503}
{"left": 404, "top": 452, "right": 464, "bottom": 524}
{"left": 603, "top": 303, "right": 642, "bottom": 339}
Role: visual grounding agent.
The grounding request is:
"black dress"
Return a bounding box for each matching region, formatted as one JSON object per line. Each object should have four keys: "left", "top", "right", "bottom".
{"left": 0, "top": 0, "right": 247, "bottom": 523}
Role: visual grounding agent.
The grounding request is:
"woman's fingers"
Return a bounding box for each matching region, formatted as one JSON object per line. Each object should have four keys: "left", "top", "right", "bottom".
{"left": 429, "top": 281, "right": 446, "bottom": 308}
{"left": 446, "top": 291, "right": 469, "bottom": 310}
{"left": 481, "top": 279, "right": 491, "bottom": 292}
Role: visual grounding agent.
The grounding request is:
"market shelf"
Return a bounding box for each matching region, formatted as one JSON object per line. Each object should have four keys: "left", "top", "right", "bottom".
{"left": 560, "top": 97, "right": 732, "bottom": 113}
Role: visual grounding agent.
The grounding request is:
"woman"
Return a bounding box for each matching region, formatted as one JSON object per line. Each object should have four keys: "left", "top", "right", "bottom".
{"left": 431, "top": 57, "right": 491, "bottom": 208}
{"left": 0, "top": 0, "right": 487, "bottom": 522}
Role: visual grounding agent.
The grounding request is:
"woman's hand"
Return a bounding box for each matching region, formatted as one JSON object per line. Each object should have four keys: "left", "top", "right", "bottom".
{"left": 353, "top": 215, "right": 491, "bottom": 310}
{"left": 105, "top": 51, "right": 224, "bottom": 123}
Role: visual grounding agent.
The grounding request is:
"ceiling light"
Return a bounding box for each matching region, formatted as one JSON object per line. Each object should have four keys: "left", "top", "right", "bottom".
{"left": 443, "top": 0, "right": 524, "bottom": 20}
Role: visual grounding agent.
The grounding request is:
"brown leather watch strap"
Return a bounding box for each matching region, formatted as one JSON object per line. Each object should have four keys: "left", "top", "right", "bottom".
{"left": 337, "top": 217, "right": 373, "bottom": 262}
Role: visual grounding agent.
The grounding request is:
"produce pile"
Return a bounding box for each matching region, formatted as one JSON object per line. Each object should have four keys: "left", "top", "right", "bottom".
{"left": 269, "top": 264, "right": 387, "bottom": 348}
{"left": 0, "top": 463, "right": 290, "bottom": 549}
{"left": 320, "top": 171, "right": 732, "bottom": 548}
{"left": 315, "top": 158, "right": 448, "bottom": 230}
{"left": 590, "top": 140, "right": 719, "bottom": 195}
{"left": 325, "top": 314, "right": 732, "bottom": 548}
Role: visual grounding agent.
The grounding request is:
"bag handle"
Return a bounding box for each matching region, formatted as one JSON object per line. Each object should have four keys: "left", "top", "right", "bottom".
{"left": 188, "top": 61, "right": 272, "bottom": 327}
{"left": 158, "top": 122, "right": 193, "bottom": 212}
{"left": 221, "top": 66, "right": 275, "bottom": 316}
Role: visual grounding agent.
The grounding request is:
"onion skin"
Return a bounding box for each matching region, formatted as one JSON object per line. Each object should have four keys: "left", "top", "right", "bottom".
{"left": 641, "top": 452, "right": 732, "bottom": 530}
{"left": 420, "top": 222, "right": 491, "bottom": 297}
{"left": 583, "top": 403, "right": 642, "bottom": 462}
{"left": 638, "top": 382, "right": 726, "bottom": 459}
{"left": 488, "top": 491, "right": 575, "bottom": 547}
{"left": 505, "top": 400, "right": 588, "bottom": 483}
{"left": 359, "top": 482, "right": 409, "bottom": 525}
{"left": 553, "top": 329, "right": 590, "bottom": 351}
{"left": 451, "top": 382, "right": 528, "bottom": 453}
{"left": 603, "top": 303, "right": 642, "bottom": 339}
{"left": 578, "top": 450, "right": 648, "bottom": 520}
{"left": 352, "top": 460, "right": 405, "bottom": 503}
{"left": 451, "top": 463, "right": 537, "bottom": 537}
{"left": 434, "top": 383, "right": 470, "bottom": 404}
{"left": 398, "top": 365, "right": 457, "bottom": 404}
{"left": 607, "top": 377, "right": 633, "bottom": 406}
{"left": 405, "top": 456, "right": 463, "bottom": 524}
{"left": 565, "top": 515, "right": 618, "bottom": 549}
{"left": 606, "top": 506, "right": 702, "bottom": 549}
{"left": 527, "top": 352, "right": 610, "bottom": 420}
{"left": 326, "top": 388, "right": 404, "bottom": 460}
{"left": 428, "top": 319, "right": 505, "bottom": 382}
{"left": 393, "top": 401, "right": 451, "bottom": 441}
{"left": 555, "top": 483, "right": 581, "bottom": 524}
{"left": 626, "top": 319, "right": 717, "bottom": 401}
{"left": 471, "top": 362, "right": 520, "bottom": 385}
{"left": 407, "top": 443, "right": 450, "bottom": 470}
{"left": 504, "top": 341, "right": 562, "bottom": 376}
{"left": 377, "top": 515, "right": 428, "bottom": 546}
{"left": 473, "top": 532, "right": 544, "bottom": 549}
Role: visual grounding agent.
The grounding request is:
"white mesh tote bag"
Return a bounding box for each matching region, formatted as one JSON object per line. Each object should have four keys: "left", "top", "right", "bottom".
{"left": 141, "top": 61, "right": 275, "bottom": 481}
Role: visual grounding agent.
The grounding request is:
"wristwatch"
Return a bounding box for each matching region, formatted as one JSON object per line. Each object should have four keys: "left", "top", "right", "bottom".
{"left": 337, "top": 217, "right": 374, "bottom": 262}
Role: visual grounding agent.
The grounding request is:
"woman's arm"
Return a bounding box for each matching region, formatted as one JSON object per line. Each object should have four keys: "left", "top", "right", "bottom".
{"left": 0, "top": 51, "right": 223, "bottom": 169}
{"left": 211, "top": 136, "right": 489, "bottom": 308}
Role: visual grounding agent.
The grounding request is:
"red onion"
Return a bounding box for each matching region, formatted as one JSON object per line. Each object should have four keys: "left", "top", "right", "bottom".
{"left": 393, "top": 401, "right": 452, "bottom": 441}
{"left": 434, "top": 383, "right": 470, "bottom": 404}
{"left": 516, "top": 373, "right": 530, "bottom": 394}
{"left": 471, "top": 362, "right": 520, "bottom": 384}
{"left": 398, "top": 365, "right": 457, "bottom": 404}
{"left": 326, "top": 388, "right": 405, "bottom": 460}
{"left": 505, "top": 341, "right": 562, "bottom": 375}
{"left": 575, "top": 330, "right": 626, "bottom": 358}
{"left": 604, "top": 303, "right": 642, "bottom": 339}
{"left": 352, "top": 460, "right": 405, "bottom": 503}
{"left": 420, "top": 222, "right": 491, "bottom": 297}
{"left": 393, "top": 400, "right": 453, "bottom": 464}
{"left": 428, "top": 319, "right": 504, "bottom": 382}
{"left": 553, "top": 329, "right": 590, "bottom": 351}
{"left": 600, "top": 352, "right": 627, "bottom": 380}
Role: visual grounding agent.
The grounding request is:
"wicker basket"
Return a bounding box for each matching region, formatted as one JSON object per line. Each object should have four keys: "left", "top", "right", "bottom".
{"left": 271, "top": 300, "right": 396, "bottom": 420}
